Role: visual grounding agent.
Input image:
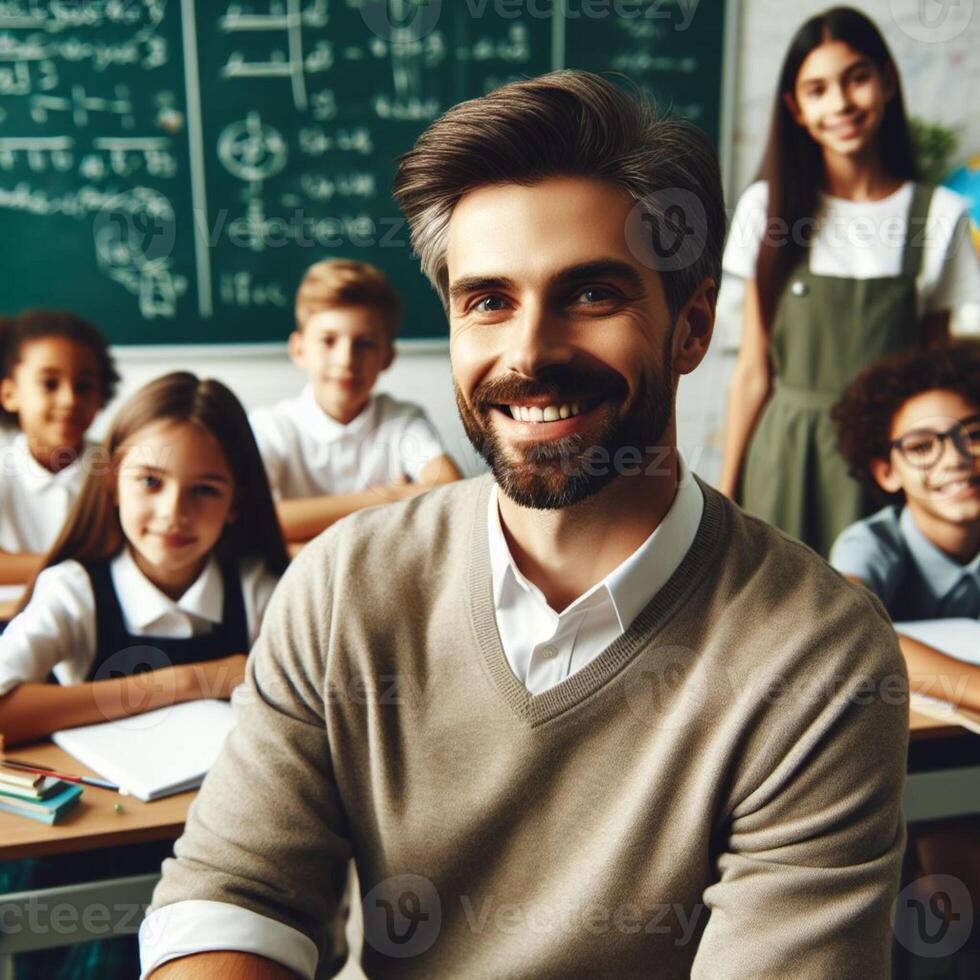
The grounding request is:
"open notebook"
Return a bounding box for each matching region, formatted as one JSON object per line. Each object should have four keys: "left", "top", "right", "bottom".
{"left": 52, "top": 699, "right": 236, "bottom": 802}
{"left": 895, "top": 619, "right": 980, "bottom": 734}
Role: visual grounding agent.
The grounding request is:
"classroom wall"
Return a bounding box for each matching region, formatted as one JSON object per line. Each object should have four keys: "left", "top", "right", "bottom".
{"left": 82, "top": 0, "right": 980, "bottom": 487}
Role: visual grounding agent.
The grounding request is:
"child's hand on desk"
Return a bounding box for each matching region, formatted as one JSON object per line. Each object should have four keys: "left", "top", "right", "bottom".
{"left": 181, "top": 654, "right": 248, "bottom": 701}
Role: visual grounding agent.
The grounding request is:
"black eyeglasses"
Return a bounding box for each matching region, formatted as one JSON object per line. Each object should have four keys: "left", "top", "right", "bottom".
{"left": 890, "top": 413, "right": 980, "bottom": 469}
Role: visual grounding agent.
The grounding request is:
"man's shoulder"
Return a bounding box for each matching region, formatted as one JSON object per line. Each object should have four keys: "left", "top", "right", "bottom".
{"left": 711, "top": 489, "right": 902, "bottom": 672}
{"left": 296, "top": 475, "right": 491, "bottom": 582}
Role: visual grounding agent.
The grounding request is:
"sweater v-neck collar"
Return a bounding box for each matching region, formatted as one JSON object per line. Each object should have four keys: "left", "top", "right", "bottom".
{"left": 467, "top": 475, "right": 726, "bottom": 726}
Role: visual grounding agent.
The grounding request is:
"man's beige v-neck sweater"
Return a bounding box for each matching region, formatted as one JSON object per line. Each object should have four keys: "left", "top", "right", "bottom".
{"left": 149, "top": 476, "right": 908, "bottom": 978}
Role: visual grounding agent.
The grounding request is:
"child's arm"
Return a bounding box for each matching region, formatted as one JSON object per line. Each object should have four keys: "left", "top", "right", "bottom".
{"left": 0, "top": 655, "right": 246, "bottom": 745}
{"left": 275, "top": 453, "right": 462, "bottom": 543}
{"left": 0, "top": 549, "right": 43, "bottom": 585}
{"left": 897, "top": 633, "right": 980, "bottom": 714}
{"left": 839, "top": 572, "right": 980, "bottom": 713}
{"left": 719, "top": 280, "right": 771, "bottom": 497}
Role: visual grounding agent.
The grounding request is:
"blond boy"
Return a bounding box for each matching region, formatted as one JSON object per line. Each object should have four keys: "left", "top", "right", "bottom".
{"left": 250, "top": 260, "right": 461, "bottom": 541}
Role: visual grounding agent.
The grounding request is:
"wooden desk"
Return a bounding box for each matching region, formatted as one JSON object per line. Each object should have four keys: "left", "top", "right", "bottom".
{"left": 0, "top": 744, "right": 194, "bottom": 967}
{"left": 0, "top": 743, "right": 194, "bottom": 862}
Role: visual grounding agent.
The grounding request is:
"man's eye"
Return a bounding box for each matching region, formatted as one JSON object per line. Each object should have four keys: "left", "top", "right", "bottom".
{"left": 572, "top": 287, "right": 616, "bottom": 307}
{"left": 473, "top": 296, "right": 507, "bottom": 314}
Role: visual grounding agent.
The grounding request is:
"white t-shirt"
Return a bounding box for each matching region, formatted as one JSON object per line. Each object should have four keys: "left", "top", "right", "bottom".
{"left": 0, "top": 549, "right": 279, "bottom": 696}
{"left": 0, "top": 436, "right": 97, "bottom": 554}
{"left": 717, "top": 180, "right": 980, "bottom": 347}
{"left": 249, "top": 387, "right": 447, "bottom": 500}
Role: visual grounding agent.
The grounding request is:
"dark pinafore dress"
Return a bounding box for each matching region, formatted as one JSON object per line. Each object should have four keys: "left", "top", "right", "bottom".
{"left": 3, "top": 557, "right": 247, "bottom": 979}
{"left": 738, "top": 184, "right": 934, "bottom": 557}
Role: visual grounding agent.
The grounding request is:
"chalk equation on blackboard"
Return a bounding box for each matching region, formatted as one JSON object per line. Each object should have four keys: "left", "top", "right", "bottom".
{"left": 0, "top": 0, "right": 728, "bottom": 341}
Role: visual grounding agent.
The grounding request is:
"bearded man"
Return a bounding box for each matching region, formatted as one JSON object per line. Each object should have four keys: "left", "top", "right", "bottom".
{"left": 141, "top": 71, "right": 907, "bottom": 980}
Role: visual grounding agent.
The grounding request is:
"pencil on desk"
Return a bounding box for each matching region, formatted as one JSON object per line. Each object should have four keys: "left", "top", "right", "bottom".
{"left": 2, "top": 758, "right": 120, "bottom": 792}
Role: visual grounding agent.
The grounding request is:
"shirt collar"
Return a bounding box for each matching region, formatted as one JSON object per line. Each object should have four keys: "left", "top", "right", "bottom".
{"left": 296, "top": 384, "right": 376, "bottom": 443}
{"left": 488, "top": 456, "right": 704, "bottom": 631}
{"left": 900, "top": 506, "right": 980, "bottom": 599}
{"left": 111, "top": 548, "right": 225, "bottom": 630}
{"left": 12, "top": 434, "right": 93, "bottom": 492}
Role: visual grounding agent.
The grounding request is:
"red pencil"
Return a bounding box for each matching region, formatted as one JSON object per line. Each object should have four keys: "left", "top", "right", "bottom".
{"left": 2, "top": 759, "right": 119, "bottom": 792}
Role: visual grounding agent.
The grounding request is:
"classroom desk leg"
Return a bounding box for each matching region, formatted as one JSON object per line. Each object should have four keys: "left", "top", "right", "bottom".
{"left": 0, "top": 871, "right": 159, "bottom": 971}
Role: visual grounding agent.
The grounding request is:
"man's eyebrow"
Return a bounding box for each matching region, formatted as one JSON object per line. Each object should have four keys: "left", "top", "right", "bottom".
{"left": 448, "top": 260, "right": 644, "bottom": 304}
{"left": 448, "top": 276, "right": 515, "bottom": 304}
{"left": 554, "top": 260, "right": 645, "bottom": 292}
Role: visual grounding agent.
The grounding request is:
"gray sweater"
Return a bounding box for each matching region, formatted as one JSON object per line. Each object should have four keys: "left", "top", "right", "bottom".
{"left": 149, "top": 475, "right": 908, "bottom": 978}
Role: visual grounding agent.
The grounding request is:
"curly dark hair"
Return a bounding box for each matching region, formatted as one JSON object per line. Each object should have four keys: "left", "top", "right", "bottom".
{"left": 831, "top": 341, "right": 980, "bottom": 486}
{"left": 0, "top": 309, "right": 120, "bottom": 429}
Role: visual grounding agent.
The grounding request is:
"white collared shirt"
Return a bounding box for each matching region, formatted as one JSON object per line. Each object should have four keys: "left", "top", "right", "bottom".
{"left": 489, "top": 459, "right": 705, "bottom": 694}
{"left": 249, "top": 388, "right": 446, "bottom": 500}
{"left": 0, "top": 435, "right": 96, "bottom": 553}
{"left": 0, "top": 549, "right": 279, "bottom": 697}
{"left": 139, "top": 462, "right": 705, "bottom": 977}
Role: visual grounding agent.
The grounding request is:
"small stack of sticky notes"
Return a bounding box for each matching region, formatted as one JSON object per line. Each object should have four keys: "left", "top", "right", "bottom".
{"left": 0, "top": 767, "right": 83, "bottom": 825}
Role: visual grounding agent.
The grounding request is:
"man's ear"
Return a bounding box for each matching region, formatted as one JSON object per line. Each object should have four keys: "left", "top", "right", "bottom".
{"left": 783, "top": 91, "right": 804, "bottom": 127}
{"left": 0, "top": 377, "right": 19, "bottom": 414}
{"left": 287, "top": 330, "right": 305, "bottom": 368}
{"left": 870, "top": 457, "right": 902, "bottom": 494}
{"left": 671, "top": 278, "right": 717, "bottom": 376}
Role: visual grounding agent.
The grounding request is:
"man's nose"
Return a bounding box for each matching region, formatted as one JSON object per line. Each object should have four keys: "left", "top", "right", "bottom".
{"left": 503, "top": 301, "right": 573, "bottom": 379}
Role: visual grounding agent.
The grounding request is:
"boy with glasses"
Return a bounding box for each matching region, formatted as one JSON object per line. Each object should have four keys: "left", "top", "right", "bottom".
{"left": 831, "top": 342, "right": 980, "bottom": 711}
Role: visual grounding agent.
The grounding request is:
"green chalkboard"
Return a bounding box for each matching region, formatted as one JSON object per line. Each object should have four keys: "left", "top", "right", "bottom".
{"left": 0, "top": 0, "right": 731, "bottom": 344}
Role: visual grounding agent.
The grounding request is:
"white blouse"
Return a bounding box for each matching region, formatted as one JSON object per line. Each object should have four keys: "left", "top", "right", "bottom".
{"left": 0, "top": 436, "right": 97, "bottom": 554}
{"left": 0, "top": 549, "right": 279, "bottom": 696}
{"left": 718, "top": 180, "right": 980, "bottom": 347}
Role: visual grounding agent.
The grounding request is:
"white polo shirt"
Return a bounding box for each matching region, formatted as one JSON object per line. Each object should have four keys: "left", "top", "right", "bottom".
{"left": 0, "top": 435, "right": 97, "bottom": 553}
{"left": 249, "top": 387, "right": 446, "bottom": 500}
{"left": 0, "top": 549, "right": 279, "bottom": 697}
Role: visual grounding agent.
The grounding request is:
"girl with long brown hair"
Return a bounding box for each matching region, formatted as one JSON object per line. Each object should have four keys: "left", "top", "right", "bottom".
{"left": 0, "top": 371, "right": 288, "bottom": 979}
{"left": 719, "top": 6, "right": 979, "bottom": 556}
{"left": 0, "top": 369, "right": 288, "bottom": 742}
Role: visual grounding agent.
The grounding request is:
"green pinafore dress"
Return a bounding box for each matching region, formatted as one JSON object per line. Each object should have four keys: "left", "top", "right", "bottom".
{"left": 739, "top": 183, "right": 934, "bottom": 557}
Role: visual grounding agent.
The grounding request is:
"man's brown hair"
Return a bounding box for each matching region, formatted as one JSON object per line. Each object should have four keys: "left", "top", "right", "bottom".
{"left": 393, "top": 70, "right": 726, "bottom": 322}
{"left": 295, "top": 259, "right": 403, "bottom": 340}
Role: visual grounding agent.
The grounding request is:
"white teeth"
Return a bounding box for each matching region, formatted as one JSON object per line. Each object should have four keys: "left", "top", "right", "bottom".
{"left": 506, "top": 402, "right": 586, "bottom": 423}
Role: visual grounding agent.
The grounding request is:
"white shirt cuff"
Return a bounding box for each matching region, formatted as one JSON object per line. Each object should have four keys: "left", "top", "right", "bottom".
{"left": 139, "top": 900, "right": 319, "bottom": 979}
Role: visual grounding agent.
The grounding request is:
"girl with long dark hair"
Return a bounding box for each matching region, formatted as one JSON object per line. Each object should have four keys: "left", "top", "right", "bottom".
{"left": 719, "top": 6, "right": 979, "bottom": 555}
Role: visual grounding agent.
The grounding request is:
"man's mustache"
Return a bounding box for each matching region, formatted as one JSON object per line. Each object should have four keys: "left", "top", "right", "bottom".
{"left": 471, "top": 367, "right": 628, "bottom": 410}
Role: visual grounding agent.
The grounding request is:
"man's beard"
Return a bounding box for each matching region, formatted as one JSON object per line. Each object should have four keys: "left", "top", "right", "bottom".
{"left": 456, "top": 347, "right": 674, "bottom": 511}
